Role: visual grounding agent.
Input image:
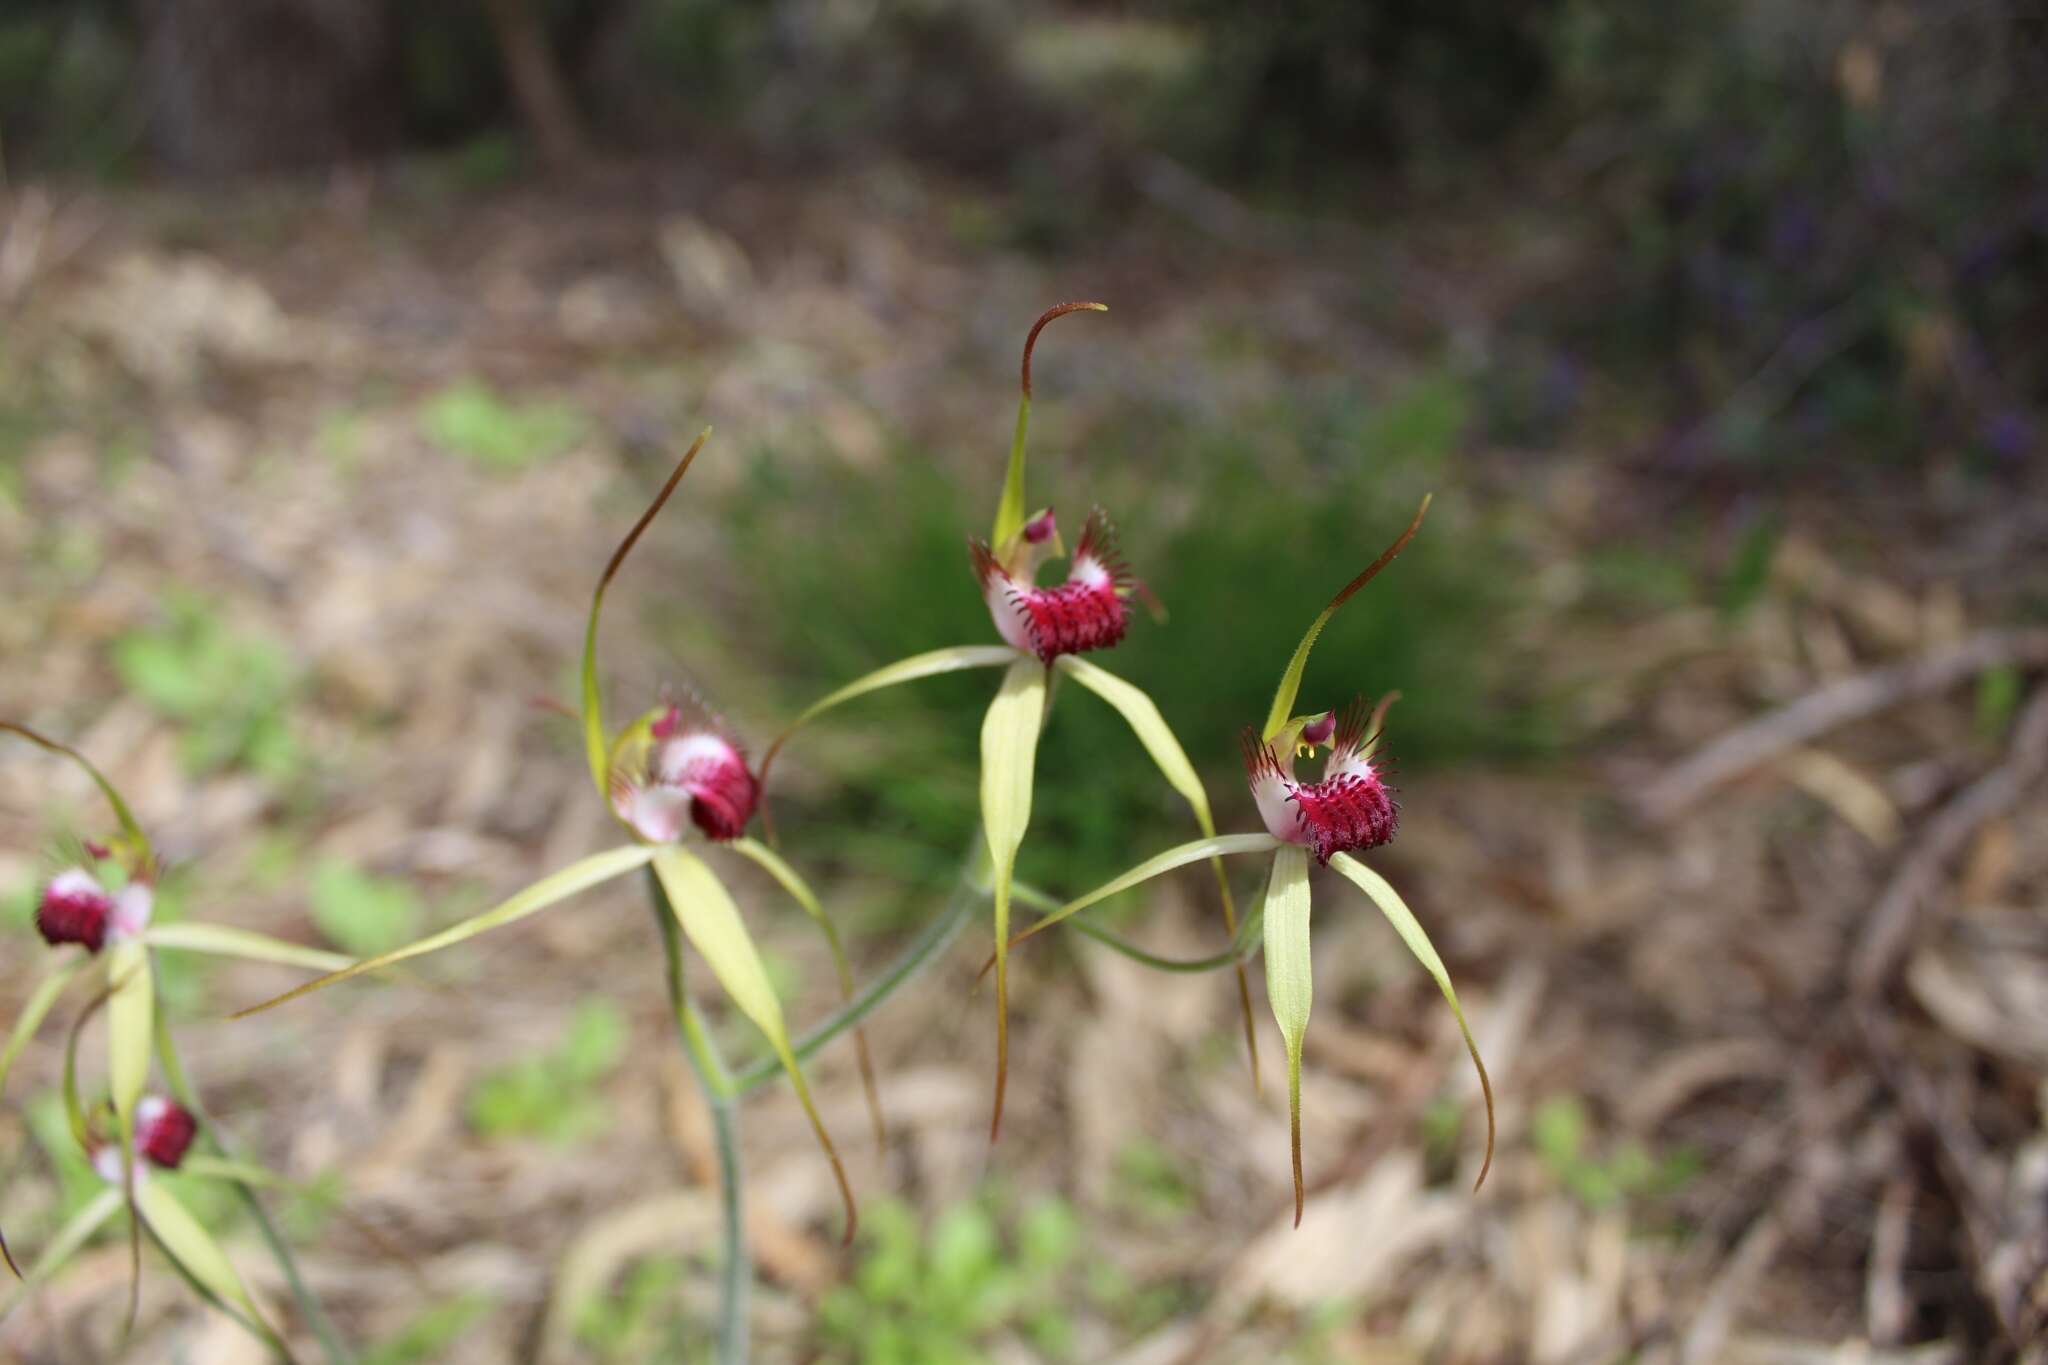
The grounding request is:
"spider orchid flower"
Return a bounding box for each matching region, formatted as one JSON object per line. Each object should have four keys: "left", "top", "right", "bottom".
{"left": 230, "top": 431, "right": 873, "bottom": 1241}
{"left": 1006, "top": 498, "right": 1494, "bottom": 1225}
{"left": 7, "top": 1093, "right": 286, "bottom": 1346}
{"left": 755, "top": 303, "right": 1257, "bottom": 1139}
{"left": 0, "top": 723, "right": 356, "bottom": 1182}
{"left": 1, "top": 950, "right": 294, "bottom": 1350}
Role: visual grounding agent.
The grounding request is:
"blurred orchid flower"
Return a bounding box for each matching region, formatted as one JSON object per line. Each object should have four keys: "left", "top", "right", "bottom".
{"left": 1, "top": 946, "right": 293, "bottom": 1352}
{"left": 230, "top": 431, "right": 874, "bottom": 1241}
{"left": 756, "top": 303, "right": 1257, "bottom": 1139}
{"left": 1006, "top": 498, "right": 1494, "bottom": 1224}
{"left": 0, "top": 724, "right": 355, "bottom": 1189}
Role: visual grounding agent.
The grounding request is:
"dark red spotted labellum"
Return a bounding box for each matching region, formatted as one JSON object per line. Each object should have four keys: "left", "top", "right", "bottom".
{"left": 972, "top": 507, "right": 1132, "bottom": 662}
{"left": 1243, "top": 696, "right": 1400, "bottom": 865}
{"left": 37, "top": 869, "right": 114, "bottom": 951}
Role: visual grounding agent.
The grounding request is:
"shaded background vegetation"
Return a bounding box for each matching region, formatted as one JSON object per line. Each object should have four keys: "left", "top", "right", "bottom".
{"left": 2, "top": 1, "right": 2046, "bottom": 1362}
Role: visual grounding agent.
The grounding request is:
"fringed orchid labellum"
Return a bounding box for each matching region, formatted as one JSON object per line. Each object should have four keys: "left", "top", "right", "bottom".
{"left": 1006, "top": 497, "right": 1494, "bottom": 1225}
{"left": 231, "top": 428, "right": 872, "bottom": 1242}
{"left": 756, "top": 303, "right": 1260, "bottom": 1139}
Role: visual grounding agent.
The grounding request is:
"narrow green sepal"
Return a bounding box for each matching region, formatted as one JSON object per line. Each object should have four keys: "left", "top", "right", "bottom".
{"left": 582, "top": 428, "right": 711, "bottom": 796}
{"left": 979, "top": 657, "right": 1047, "bottom": 1141}
{"left": 1262, "top": 495, "right": 1431, "bottom": 742}
{"left": 0, "top": 722, "right": 153, "bottom": 866}
{"left": 1326, "top": 852, "right": 1494, "bottom": 1189}
{"left": 651, "top": 846, "right": 857, "bottom": 1243}
{"left": 1261, "top": 846, "right": 1313, "bottom": 1225}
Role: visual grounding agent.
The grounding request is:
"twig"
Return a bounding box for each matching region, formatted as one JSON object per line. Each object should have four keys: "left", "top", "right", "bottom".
{"left": 1850, "top": 685, "right": 2048, "bottom": 997}
{"left": 1637, "top": 628, "right": 2048, "bottom": 823}
{"left": 1858, "top": 1006, "right": 2048, "bottom": 1353}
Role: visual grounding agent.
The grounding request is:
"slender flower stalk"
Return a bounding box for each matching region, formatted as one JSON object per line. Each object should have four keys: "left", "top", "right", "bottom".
{"left": 1007, "top": 498, "right": 1495, "bottom": 1224}
{"left": 757, "top": 303, "right": 1258, "bottom": 1139}
{"left": 231, "top": 430, "right": 873, "bottom": 1243}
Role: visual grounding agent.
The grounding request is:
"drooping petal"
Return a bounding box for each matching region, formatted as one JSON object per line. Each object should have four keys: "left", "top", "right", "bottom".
{"left": 135, "top": 1179, "right": 265, "bottom": 1326}
{"left": 175, "top": 1155, "right": 292, "bottom": 1188}
{"left": 106, "top": 941, "right": 153, "bottom": 1126}
{"left": 980, "top": 657, "right": 1047, "bottom": 1140}
{"left": 1261, "top": 845, "right": 1313, "bottom": 1225}
{"left": 0, "top": 958, "right": 84, "bottom": 1107}
{"left": 0, "top": 1187, "right": 122, "bottom": 1315}
{"left": 756, "top": 645, "right": 1020, "bottom": 797}
{"left": 231, "top": 844, "right": 660, "bottom": 1018}
{"left": 650, "top": 847, "right": 856, "bottom": 1242}
{"left": 1056, "top": 655, "right": 1262, "bottom": 1084}
{"left": 727, "top": 836, "right": 887, "bottom": 1150}
{"left": 1262, "top": 496, "right": 1431, "bottom": 742}
{"left": 36, "top": 869, "right": 113, "bottom": 952}
{"left": 1008, "top": 833, "right": 1283, "bottom": 949}
{"left": 1326, "top": 853, "right": 1494, "bottom": 1189}
{"left": 141, "top": 923, "right": 355, "bottom": 974}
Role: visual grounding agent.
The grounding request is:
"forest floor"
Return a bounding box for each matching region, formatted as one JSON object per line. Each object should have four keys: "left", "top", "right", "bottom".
{"left": 1, "top": 162, "right": 2044, "bottom": 1364}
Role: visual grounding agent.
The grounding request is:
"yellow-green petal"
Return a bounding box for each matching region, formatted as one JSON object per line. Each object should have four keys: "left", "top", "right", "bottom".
{"left": 178, "top": 1155, "right": 291, "bottom": 1189}
{"left": 1009, "top": 833, "right": 1281, "bottom": 949}
{"left": 650, "top": 846, "right": 856, "bottom": 1241}
{"left": 0, "top": 957, "right": 86, "bottom": 1103}
{"left": 1262, "top": 845, "right": 1312, "bottom": 1225}
{"left": 1327, "top": 852, "right": 1494, "bottom": 1189}
{"left": 1056, "top": 654, "right": 1263, "bottom": 1085}
{"left": 142, "top": 923, "right": 354, "bottom": 974}
{"left": 727, "top": 836, "right": 887, "bottom": 1149}
{"left": 135, "top": 1179, "right": 261, "bottom": 1322}
{"left": 758, "top": 645, "right": 1020, "bottom": 795}
{"left": 106, "top": 942, "right": 153, "bottom": 1126}
{"left": 231, "top": 844, "right": 658, "bottom": 1019}
{"left": 0, "top": 1186, "right": 121, "bottom": 1314}
{"left": 582, "top": 429, "right": 711, "bottom": 795}
{"left": 1262, "top": 495, "right": 1431, "bottom": 741}
{"left": 979, "top": 657, "right": 1047, "bottom": 1141}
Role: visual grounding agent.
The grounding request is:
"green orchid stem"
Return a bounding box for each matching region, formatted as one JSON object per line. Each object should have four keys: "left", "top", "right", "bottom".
{"left": 1011, "top": 880, "right": 1264, "bottom": 974}
{"left": 646, "top": 873, "right": 748, "bottom": 1365}
{"left": 643, "top": 845, "right": 994, "bottom": 1361}
{"left": 730, "top": 851, "right": 984, "bottom": 1094}
{"left": 156, "top": 1021, "right": 348, "bottom": 1364}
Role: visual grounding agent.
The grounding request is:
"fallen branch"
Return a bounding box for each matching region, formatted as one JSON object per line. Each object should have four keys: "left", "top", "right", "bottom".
{"left": 1850, "top": 685, "right": 2048, "bottom": 998}
{"left": 1636, "top": 628, "right": 2048, "bottom": 823}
